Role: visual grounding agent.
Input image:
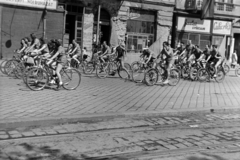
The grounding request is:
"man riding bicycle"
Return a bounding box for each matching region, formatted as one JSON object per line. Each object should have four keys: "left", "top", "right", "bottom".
{"left": 206, "top": 45, "right": 222, "bottom": 77}
{"left": 157, "top": 41, "right": 174, "bottom": 84}
{"left": 69, "top": 39, "right": 82, "bottom": 65}
{"left": 141, "top": 48, "right": 156, "bottom": 68}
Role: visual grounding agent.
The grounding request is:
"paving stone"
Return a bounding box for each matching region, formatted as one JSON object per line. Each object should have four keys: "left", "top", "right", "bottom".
{"left": 163, "top": 144, "right": 178, "bottom": 150}
{"left": 0, "top": 134, "right": 9, "bottom": 139}
{"left": 43, "top": 129, "right": 58, "bottom": 135}
{"left": 10, "top": 134, "right": 22, "bottom": 138}
{"left": 8, "top": 131, "right": 21, "bottom": 135}
{"left": 174, "top": 143, "right": 188, "bottom": 148}
{"left": 21, "top": 131, "right": 35, "bottom": 137}
{"left": 182, "top": 142, "right": 196, "bottom": 147}
{"left": 56, "top": 129, "right": 69, "bottom": 134}
{"left": 199, "top": 140, "right": 213, "bottom": 145}
{"left": 156, "top": 140, "right": 169, "bottom": 145}
{"left": 0, "top": 131, "right": 6, "bottom": 135}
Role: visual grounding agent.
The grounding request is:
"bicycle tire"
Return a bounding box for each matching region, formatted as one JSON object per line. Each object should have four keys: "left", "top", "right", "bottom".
{"left": 0, "top": 59, "right": 8, "bottom": 75}
{"left": 118, "top": 67, "right": 129, "bottom": 79}
{"left": 215, "top": 68, "right": 225, "bottom": 83}
{"left": 62, "top": 68, "right": 81, "bottom": 90}
{"left": 131, "top": 61, "right": 141, "bottom": 72}
{"left": 181, "top": 66, "right": 189, "bottom": 79}
{"left": 189, "top": 67, "right": 198, "bottom": 81}
{"left": 96, "top": 63, "right": 108, "bottom": 79}
{"left": 4, "top": 60, "right": 18, "bottom": 77}
{"left": 84, "top": 62, "right": 95, "bottom": 75}
{"left": 168, "top": 69, "right": 180, "bottom": 86}
{"left": 144, "top": 68, "right": 158, "bottom": 86}
{"left": 26, "top": 68, "right": 48, "bottom": 91}
{"left": 235, "top": 67, "right": 240, "bottom": 77}
{"left": 223, "top": 64, "right": 230, "bottom": 75}
{"left": 197, "top": 68, "right": 209, "bottom": 82}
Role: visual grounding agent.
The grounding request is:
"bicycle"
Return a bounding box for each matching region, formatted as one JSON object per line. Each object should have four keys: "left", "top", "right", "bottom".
{"left": 25, "top": 56, "right": 81, "bottom": 91}
{"left": 96, "top": 55, "right": 129, "bottom": 79}
{"left": 197, "top": 60, "right": 225, "bottom": 83}
{"left": 131, "top": 58, "right": 154, "bottom": 83}
{"left": 144, "top": 59, "right": 180, "bottom": 86}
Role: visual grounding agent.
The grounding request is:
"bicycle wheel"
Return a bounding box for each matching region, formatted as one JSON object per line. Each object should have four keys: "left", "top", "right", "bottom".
{"left": 84, "top": 62, "right": 95, "bottom": 75}
{"left": 197, "top": 68, "right": 209, "bottom": 82}
{"left": 215, "top": 69, "right": 225, "bottom": 83}
{"left": 118, "top": 67, "right": 129, "bottom": 79}
{"left": 168, "top": 69, "right": 180, "bottom": 86}
{"left": 61, "top": 68, "right": 81, "bottom": 90}
{"left": 144, "top": 68, "right": 158, "bottom": 86}
{"left": 14, "top": 62, "right": 25, "bottom": 79}
{"left": 26, "top": 68, "right": 48, "bottom": 91}
{"left": 223, "top": 64, "right": 230, "bottom": 75}
{"left": 235, "top": 67, "right": 240, "bottom": 77}
{"left": 189, "top": 67, "right": 198, "bottom": 81}
{"left": 96, "top": 63, "right": 108, "bottom": 79}
{"left": 131, "top": 61, "right": 141, "bottom": 72}
{"left": 0, "top": 60, "right": 8, "bottom": 75}
{"left": 4, "top": 60, "right": 18, "bottom": 77}
{"left": 124, "top": 63, "right": 131, "bottom": 71}
{"left": 132, "top": 67, "right": 145, "bottom": 83}
{"left": 181, "top": 66, "right": 189, "bottom": 79}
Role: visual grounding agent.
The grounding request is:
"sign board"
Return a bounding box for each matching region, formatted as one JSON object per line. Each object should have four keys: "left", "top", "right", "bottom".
{"left": 0, "top": 0, "right": 57, "bottom": 10}
{"left": 213, "top": 20, "right": 232, "bottom": 35}
{"left": 177, "top": 17, "right": 211, "bottom": 33}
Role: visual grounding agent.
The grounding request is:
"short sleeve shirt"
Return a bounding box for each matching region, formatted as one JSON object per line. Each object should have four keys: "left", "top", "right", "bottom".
{"left": 193, "top": 48, "right": 202, "bottom": 59}
{"left": 116, "top": 46, "right": 125, "bottom": 58}
{"left": 143, "top": 49, "right": 155, "bottom": 58}
{"left": 210, "top": 50, "right": 221, "bottom": 61}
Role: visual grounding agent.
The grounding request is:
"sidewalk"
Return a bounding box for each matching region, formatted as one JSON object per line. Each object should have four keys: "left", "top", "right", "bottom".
{"left": 0, "top": 67, "right": 240, "bottom": 128}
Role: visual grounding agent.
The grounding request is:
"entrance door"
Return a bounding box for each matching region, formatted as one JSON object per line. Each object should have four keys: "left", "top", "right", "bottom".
{"left": 234, "top": 34, "right": 240, "bottom": 63}
{"left": 75, "top": 16, "right": 83, "bottom": 46}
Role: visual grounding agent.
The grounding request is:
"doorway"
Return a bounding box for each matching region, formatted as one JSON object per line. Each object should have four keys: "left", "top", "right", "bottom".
{"left": 94, "top": 9, "right": 111, "bottom": 45}
{"left": 234, "top": 34, "right": 240, "bottom": 64}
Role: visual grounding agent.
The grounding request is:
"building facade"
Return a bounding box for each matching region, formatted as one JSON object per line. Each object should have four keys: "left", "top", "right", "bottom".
{"left": 0, "top": 0, "right": 175, "bottom": 60}
{"left": 173, "top": 0, "right": 240, "bottom": 62}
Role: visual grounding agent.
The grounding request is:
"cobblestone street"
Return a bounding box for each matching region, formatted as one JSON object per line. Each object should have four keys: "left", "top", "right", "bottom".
{"left": 1, "top": 70, "right": 240, "bottom": 125}
{"left": 1, "top": 111, "right": 240, "bottom": 159}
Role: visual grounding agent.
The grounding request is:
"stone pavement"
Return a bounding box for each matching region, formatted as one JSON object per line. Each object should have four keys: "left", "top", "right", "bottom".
{"left": 0, "top": 68, "right": 240, "bottom": 125}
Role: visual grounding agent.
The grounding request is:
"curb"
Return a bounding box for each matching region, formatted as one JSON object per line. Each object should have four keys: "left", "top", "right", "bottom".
{"left": 0, "top": 106, "right": 239, "bottom": 129}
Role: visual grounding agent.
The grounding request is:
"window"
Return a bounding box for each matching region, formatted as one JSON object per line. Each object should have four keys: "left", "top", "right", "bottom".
{"left": 216, "top": 0, "right": 234, "bottom": 12}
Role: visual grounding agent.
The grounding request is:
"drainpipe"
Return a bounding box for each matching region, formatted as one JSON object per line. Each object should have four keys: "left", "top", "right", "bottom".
{"left": 96, "top": 4, "right": 101, "bottom": 46}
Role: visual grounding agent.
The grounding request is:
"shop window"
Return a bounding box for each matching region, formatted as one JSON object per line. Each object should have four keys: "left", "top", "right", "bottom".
{"left": 200, "top": 35, "right": 211, "bottom": 50}
{"left": 212, "top": 36, "right": 224, "bottom": 47}
{"left": 189, "top": 34, "right": 199, "bottom": 45}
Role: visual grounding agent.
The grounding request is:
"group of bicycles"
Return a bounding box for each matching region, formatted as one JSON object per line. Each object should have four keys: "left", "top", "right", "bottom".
{"left": 0, "top": 50, "right": 82, "bottom": 91}
{"left": 1, "top": 44, "right": 239, "bottom": 91}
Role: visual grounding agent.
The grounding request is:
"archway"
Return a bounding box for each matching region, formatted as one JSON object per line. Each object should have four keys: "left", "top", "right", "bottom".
{"left": 94, "top": 9, "right": 111, "bottom": 45}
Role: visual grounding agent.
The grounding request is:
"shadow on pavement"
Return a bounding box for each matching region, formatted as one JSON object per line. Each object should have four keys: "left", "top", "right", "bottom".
{"left": 0, "top": 143, "right": 129, "bottom": 160}
{"left": 187, "top": 153, "right": 228, "bottom": 160}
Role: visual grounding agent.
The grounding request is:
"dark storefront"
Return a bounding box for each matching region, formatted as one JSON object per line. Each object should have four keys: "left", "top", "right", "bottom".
{"left": 0, "top": 0, "right": 64, "bottom": 59}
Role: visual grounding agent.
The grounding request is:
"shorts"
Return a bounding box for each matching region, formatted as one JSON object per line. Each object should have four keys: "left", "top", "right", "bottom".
{"left": 165, "top": 58, "right": 175, "bottom": 70}
{"left": 83, "top": 54, "right": 88, "bottom": 60}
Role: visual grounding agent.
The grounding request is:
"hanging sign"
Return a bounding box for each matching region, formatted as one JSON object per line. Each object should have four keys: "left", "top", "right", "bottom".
{"left": 213, "top": 20, "right": 232, "bottom": 35}
{"left": 177, "top": 17, "right": 211, "bottom": 33}
{"left": 0, "top": 0, "right": 58, "bottom": 10}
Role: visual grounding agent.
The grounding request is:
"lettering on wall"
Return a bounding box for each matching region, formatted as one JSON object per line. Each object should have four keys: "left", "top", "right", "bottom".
{"left": 0, "top": 0, "right": 57, "bottom": 10}
{"left": 177, "top": 17, "right": 211, "bottom": 33}
{"left": 213, "top": 20, "right": 232, "bottom": 35}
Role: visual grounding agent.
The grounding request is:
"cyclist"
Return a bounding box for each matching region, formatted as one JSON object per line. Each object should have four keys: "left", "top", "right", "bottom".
{"left": 69, "top": 39, "right": 82, "bottom": 65}
{"left": 206, "top": 45, "right": 222, "bottom": 77}
{"left": 35, "top": 38, "right": 50, "bottom": 58}
{"left": 175, "top": 41, "right": 185, "bottom": 56}
{"left": 99, "top": 41, "right": 111, "bottom": 63}
{"left": 141, "top": 48, "right": 156, "bottom": 68}
{"left": 82, "top": 47, "right": 89, "bottom": 62}
{"left": 66, "top": 43, "right": 73, "bottom": 55}
{"left": 26, "top": 33, "right": 41, "bottom": 56}
{"left": 157, "top": 41, "right": 174, "bottom": 84}
{"left": 47, "top": 39, "right": 67, "bottom": 88}
{"left": 198, "top": 45, "right": 211, "bottom": 61}
{"left": 114, "top": 42, "right": 130, "bottom": 78}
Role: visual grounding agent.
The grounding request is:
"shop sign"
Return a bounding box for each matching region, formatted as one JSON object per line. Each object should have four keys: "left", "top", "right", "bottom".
{"left": 177, "top": 17, "right": 211, "bottom": 33}
{"left": 0, "top": 0, "right": 57, "bottom": 10}
{"left": 213, "top": 20, "right": 232, "bottom": 35}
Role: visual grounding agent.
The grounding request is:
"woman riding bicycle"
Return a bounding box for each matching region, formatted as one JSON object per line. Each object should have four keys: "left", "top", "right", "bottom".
{"left": 47, "top": 39, "right": 67, "bottom": 87}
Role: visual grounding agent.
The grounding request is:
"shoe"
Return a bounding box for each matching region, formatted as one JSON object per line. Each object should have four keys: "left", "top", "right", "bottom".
{"left": 49, "top": 79, "right": 56, "bottom": 85}
{"left": 163, "top": 80, "right": 169, "bottom": 84}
